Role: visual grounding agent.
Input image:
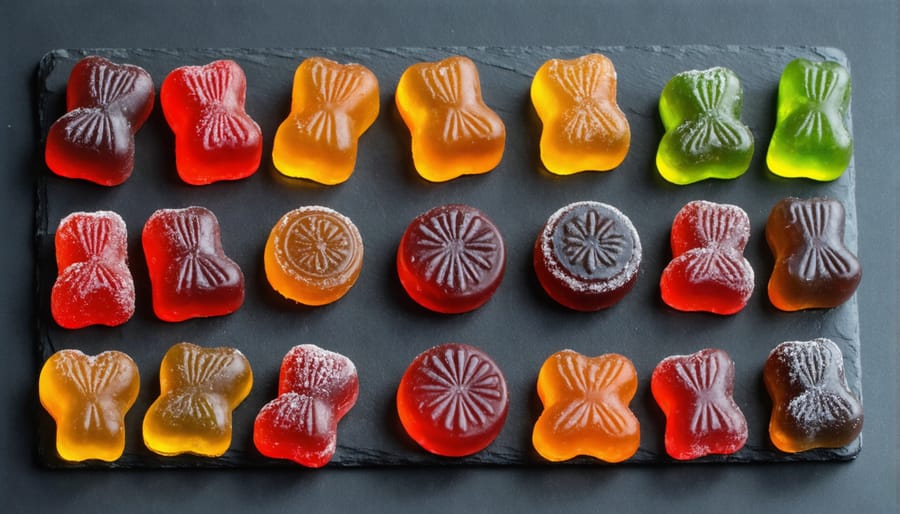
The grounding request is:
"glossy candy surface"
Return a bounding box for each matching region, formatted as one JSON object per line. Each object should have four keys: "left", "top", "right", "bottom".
{"left": 767, "top": 59, "right": 852, "bottom": 181}
{"left": 397, "top": 343, "right": 509, "bottom": 457}
{"left": 143, "top": 207, "right": 244, "bottom": 322}
{"left": 45, "top": 56, "right": 154, "bottom": 186}
{"left": 51, "top": 211, "right": 135, "bottom": 329}
{"left": 396, "top": 56, "right": 506, "bottom": 182}
{"left": 534, "top": 201, "right": 641, "bottom": 311}
{"left": 39, "top": 349, "right": 140, "bottom": 462}
{"left": 272, "top": 57, "right": 379, "bottom": 185}
{"left": 532, "top": 350, "right": 640, "bottom": 463}
{"left": 161, "top": 60, "right": 262, "bottom": 185}
{"left": 764, "top": 339, "right": 863, "bottom": 453}
{"left": 397, "top": 204, "right": 505, "bottom": 314}
{"left": 766, "top": 197, "right": 860, "bottom": 311}
{"left": 660, "top": 200, "right": 754, "bottom": 315}
{"left": 143, "top": 343, "right": 252, "bottom": 457}
{"left": 656, "top": 67, "right": 754, "bottom": 185}
{"left": 651, "top": 348, "right": 747, "bottom": 460}
{"left": 254, "top": 345, "right": 359, "bottom": 467}
{"left": 264, "top": 206, "right": 363, "bottom": 305}
{"left": 531, "top": 53, "right": 630, "bottom": 174}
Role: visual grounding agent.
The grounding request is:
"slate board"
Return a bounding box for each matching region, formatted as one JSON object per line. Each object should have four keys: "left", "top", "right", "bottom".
{"left": 34, "top": 46, "right": 861, "bottom": 468}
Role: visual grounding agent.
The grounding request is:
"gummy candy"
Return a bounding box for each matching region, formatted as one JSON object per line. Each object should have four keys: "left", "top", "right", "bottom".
{"left": 39, "top": 349, "right": 140, "bottom": 462}
{"left": 656, "top": 67, "right": 754, "bottom": 185}
{"left": 533, "top": 201, "right": 641, "bottom": 311}
{"left": 396, "top": 56, "right": 506, "bottom": 182}
{"left": 272, "top": 57, "right": 380, "bottom": 185}
{"left": 532, "top": 350, "right": 639, "bottom": 463}
{"left": 766, "top": 197, "right": 861, "bottom": 311}
{"left": 264, "top": 206, "right": 363, "bottom": 306}
{"left": 161, "top": 60, "right": 263, "bottom": 185}
{"left": 254, "top": 344, "right": 358, "bottom": 467}
{"left": 397, "top": 204, "right": 506, "bottom": 314}
{"left": 764, "top": 338, "right": 863, "bottom": 453}
{"left": 651, "top": 348, "right": 747, "bottom": 460}
{"left": 51, "top": 211, "right": 135, "bottom": 329}
{"left": 143, "top": 342, "right": 252, "bottom": 457}
{"left": 531, "top": 53, "right": 630, "bottom": 174}
{"left": 143, "top": 207, "right": 244, "bottom": 322}
{"left": 397, "top": 343, "right": 508, "bottom": 457}
{"left": 767, "top": 59, "right": 852, "bottom": 181}
{"left": 45, "top": 56, "right": 154, "bottom": 186}
{"left": 660, "top": 200, "right": 754, "bottom": 315}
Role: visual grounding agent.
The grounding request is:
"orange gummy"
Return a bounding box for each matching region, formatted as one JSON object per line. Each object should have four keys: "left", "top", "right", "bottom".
{"left": 142, "top": 342, "right": 252, "bottom": 457}
{"left": 39, "top": 349, "right": 140, "bottom": 462}
{"left": 264, "top": 206, "right": 364, "bottom": 305}
{"left": 532, "top": 350, "right": 640, "bottom": 463}
{"left": 531, "top": 54, "right": 630, "bottom": 174}
{"left": 272, "top": 57, "right": 380, "bottom": 185}
{"left": 396, "top": 56, "right": 506, "bottom": 182}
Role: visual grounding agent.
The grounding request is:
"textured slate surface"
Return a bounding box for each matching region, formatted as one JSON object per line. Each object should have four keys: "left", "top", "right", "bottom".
{"left": 34, "top": 46, "right": 860, "bottom": 468}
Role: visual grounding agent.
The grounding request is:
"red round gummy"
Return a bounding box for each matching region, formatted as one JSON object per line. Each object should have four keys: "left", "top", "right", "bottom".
{"left": 397, "top": 204, "right": 505, "bottom": 314}
{"left": 397, "top": 343, "right": 509, "bottom": 457}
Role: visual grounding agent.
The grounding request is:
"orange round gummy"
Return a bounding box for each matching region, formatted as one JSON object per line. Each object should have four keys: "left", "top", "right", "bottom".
{"left": 264, "top": 206, "right": 364, "bottom": 306}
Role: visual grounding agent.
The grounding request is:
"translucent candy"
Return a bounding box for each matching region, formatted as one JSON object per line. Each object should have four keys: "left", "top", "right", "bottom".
{"left": 51, "top": 211, "right": 135, "bottom": 329}
{"left": 531, "top": 53, "right": 630, "bottom": 174}
{"left": 272, "top": 57, "right": 379, "bottom": 185}
{"left": 396, "top": 56, "right": 506, "bottom": 182}
{"left": 39, "top": 349, "right": 140, "bottom": 462}
{"left": 254, "top": 344, "right": 359, "bottom": 467}
{"left": 161, "top": 60, "right": 263, "bottom": 185}
{"left": 656, "top": 67, "right": 754, "bottom": 185}
{"left": 532, "top": 350, "right": 640, "bottom": 463}
{"left": 767, "top": 59, "right": 852, "bottom": 181}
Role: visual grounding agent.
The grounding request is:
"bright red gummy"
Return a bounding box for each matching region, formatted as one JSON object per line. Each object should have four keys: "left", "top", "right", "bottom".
{"left": 45, "top": 56, "right": 154, "bottom": 186}
{"left": 397, "top": 204, "right": 506, "bottom": 314}
{"left": 142, "top": 206, "right": 244, "bottom": 322}
{"left": 397, "top": 343, "right": 509, "bottom": 457}
{"left": 660, "top": 200, "right": 754, "bottom": 315}
{"left": 160, "top": 60, "right": 262, "bottom": 185}
{"left": 51, "top": 211, "right": 135, "bottom": 328}
{"left": 253, "top": 344, "right": 359, "bottom": 468}
{"left": 651, "top": 348, "right": 748, "bottom": 460}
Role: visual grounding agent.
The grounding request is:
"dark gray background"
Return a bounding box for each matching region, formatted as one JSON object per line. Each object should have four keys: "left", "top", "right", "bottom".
{"left": 1, "top": 0, "right": 896, "bottom": 512}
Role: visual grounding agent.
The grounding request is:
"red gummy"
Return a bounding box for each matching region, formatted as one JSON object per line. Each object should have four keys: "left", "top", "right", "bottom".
{"left": 651, "top": 348, "right": 748, "bottom": 460}
{"left": 142, "top": 206, "right": 244, "bottom": 322}
{"left": 45, "top": 56, "right": 154, "bottom": 186}
{"left": 51, "top": 211, "right": 135, "bottom": 328}
{"left": 660, "top": 200, "right": 754, "bottom": 315}
{"left": 397, "top": 204, "right": 506, "bottom": 314}
{"left": 253, "top": 345, "right": 359, "bottom": 468}
{"left": 397, "top": 343, "right": 509, "bottom": 457}
{"left": 160, "top": 60, "right": 262, "bottom": 185}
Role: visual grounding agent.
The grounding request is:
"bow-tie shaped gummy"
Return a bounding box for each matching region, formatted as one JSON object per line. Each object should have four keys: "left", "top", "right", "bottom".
{"left": 253, "top": 345, "right": 358, "bottom": 467}
{"left": 767, "top": 59, "right": 852, "bottom": 181}
{"left": 142, "top": 207, "right": 244, "bottom": 322}
{"left": 660, "top": 201, "right": 754, "bottom": 315}
{"left": 764, "top": 339, "right": 863, "bottom": 453}
{"left": 656, "top": 67, "right": 754, "bottom": 185}
{"left": 272, "top": 57, "right": 380, "bottom": 185}
{"left": 142, "top": 343, "right": 252, "bottom": 457}
{"left": 39, "top": 349, "right": 140, "bottom": 462}
{"left": 766, "top": 197, "right": 861, "bottom": 311}
{"left": 532, "top": 350, "right": 640, "bottom": 463}
{"left": 531, "top": 53, "right": 630, "bottom": 174}
{"left": 45, "top": 56, "right": 154, "bottom": 186}
{"left": 161, "top": 60, "right": 262, "bottom": 185}
{"left": 651, "top": 349, "right": 748, "bottom": 460}
{"left": 51, "top": 211, "right": 135, "bottom": 329}
{"left": 396, "top": 56, "right": 506, "bottom": 182}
